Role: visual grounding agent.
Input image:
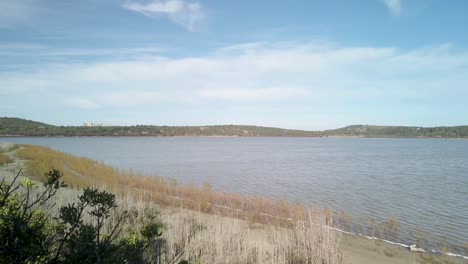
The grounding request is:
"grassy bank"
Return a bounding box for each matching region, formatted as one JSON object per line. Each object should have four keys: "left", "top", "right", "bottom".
{"left": 1, "top": 146, "right": 344, "bottom": 263}
{"left": 0, "top": 143, "right": 14, "bottom": 165}
{"left": 14, "top": 145, "right": 468, "bottom": 255}
{"left": 0, "top": 153, "right": 10, "bottom": 165}
{"left": 16, "top": 144, "right": 317, "bottom": 226}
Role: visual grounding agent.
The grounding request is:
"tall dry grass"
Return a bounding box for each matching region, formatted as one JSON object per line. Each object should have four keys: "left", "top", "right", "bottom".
{"left": 0, "top": 153, "right": 10, "bottom": 165}
{"left": 0, "top": 168, "right": 344, "bottom": 264}
{"left": 162, "top": 208, "right": 343, "bottom": 264}
{"left": 68, "top": 187, "right": 344, "bottom": 263}
{"left": 12, "top": 144, "right": 347, "bottom": 263}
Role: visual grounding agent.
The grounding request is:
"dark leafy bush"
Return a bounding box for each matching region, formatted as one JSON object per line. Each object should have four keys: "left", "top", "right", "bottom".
{"left": 0, "top": 169, "right": 187, "bottom": 264}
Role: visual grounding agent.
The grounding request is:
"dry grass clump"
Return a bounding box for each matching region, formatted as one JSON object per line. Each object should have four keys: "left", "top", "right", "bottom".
{"left": 108, "top": 187, "right": 343, "bottom": 264}
{"left": 0, "top": 143, "right": 13, "bottom": 164}
{"left": 271, "top": 210, "right": 344, "bottom": 264}
{"left": 0, "top": 142, "right": 17, "bottom": 152}
{"left": 144, "top": 202, "right": 343, "bottom": 264}
{"left": 0, "top": 153, "right": 11, "bottom": 165}
{"left": 163, "top": 211, "right": 249, "bottom": 263}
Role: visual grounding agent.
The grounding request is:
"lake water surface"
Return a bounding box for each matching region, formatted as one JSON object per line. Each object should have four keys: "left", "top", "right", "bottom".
{"left": 1, "top": 137, "right": 467, "bottom": 251}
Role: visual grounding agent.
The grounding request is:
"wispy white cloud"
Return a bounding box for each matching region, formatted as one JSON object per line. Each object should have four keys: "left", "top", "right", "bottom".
{"left": 122, "top": 0, "right": 205, "bottom": 31}
{"left": 383, "top": 0, "right": 402, "bottom": 15}
{"left": 0, "top": 0, "right": 34, "bottom": 28}
{"left": 200, "top": 87, "right": 307, "bottom": 101}
{"left": 67, "top": 98, "right": 101, "bottom": 109}
{"left": 0, "top": 44, "right": 164, "bottom": 57}
{"left": 1, "top": 41, "right": 468, "bottom": 128}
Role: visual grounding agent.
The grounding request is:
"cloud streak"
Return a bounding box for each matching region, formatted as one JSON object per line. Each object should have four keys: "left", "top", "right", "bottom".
{"left": 200, "top": 87, "right": 307, "bottom": 101}
{"left": 0, "top": 45, "right": 164, "bottom": 57}
{"left": 122, "top": 0, "right": 205, "bottom": 31}
{"left": 383, "top": 0, "right": 402, "bottom": 15}
{"left": 0, "top": 0, "right": 34, "bottom": 28}
{"left": 1, "top": 41, "right": 468, "bottom": 128}
{"left": 67, "top": 98, "right": 101, "bottom": 109}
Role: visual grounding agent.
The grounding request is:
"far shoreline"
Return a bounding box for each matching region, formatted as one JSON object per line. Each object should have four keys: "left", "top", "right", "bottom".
{"left": 1, "top": 134, "right": 468, "bottom": 140}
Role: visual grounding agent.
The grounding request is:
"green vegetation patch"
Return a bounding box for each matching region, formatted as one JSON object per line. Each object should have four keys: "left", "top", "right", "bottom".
{"left": 0, "top": 169, "right": 180, "bottom": 264}
{"left": 0, "top": 117, "right": 318, "bottom": 137}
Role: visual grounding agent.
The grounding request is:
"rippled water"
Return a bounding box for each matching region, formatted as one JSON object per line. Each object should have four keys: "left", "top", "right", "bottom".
{"left": 1, "top": 137, "right": 467, "bottom": 251}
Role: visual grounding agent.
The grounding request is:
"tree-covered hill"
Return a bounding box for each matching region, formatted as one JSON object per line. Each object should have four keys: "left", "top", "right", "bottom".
{"left": 0, "top": 117, "right": 318, "bottom": 137}
{"left": 326, "top": 125, "right": 468, "bottom": 138}
{"left": 1, "top": 117, "right": 468, "bottom": 138}
{"left": 0, "top": 117, "right": 54, "bottom": 130}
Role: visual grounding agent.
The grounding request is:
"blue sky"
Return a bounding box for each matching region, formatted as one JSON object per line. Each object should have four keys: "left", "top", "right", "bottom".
{"left": 1, "top": 0, "right": 468, "bottom": 130}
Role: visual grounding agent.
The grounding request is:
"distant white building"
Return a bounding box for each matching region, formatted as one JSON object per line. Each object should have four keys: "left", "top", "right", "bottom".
{"left": 83, "top": 122, "right": 103, "bottom": 127}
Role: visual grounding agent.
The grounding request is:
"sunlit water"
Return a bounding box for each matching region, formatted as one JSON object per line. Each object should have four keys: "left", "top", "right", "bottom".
{"left": 1, "top": 137, "right": 467, "bottom": 252}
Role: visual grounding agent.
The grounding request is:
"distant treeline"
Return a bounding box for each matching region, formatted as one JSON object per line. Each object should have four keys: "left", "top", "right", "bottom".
{"left": 326, "top": 124, "right": 468, "bottom": 138}
{"left": 1, "top": 117, "right": 468, "bottom": 138}
{"left": 0, "top": 117, "right": 317, "bottom": 137}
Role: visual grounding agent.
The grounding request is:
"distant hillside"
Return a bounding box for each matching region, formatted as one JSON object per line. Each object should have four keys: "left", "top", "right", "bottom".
{"left": 326, "top": 125, "right": 468, "bottom": 138}
{"left": 0, "top": 117, "right": 55, "bottom": 136}
{"left": 1, "top": 117, "right": 468, "bottom": 138}
{"left": 0, "top": 117, "right": 53, "bottom": 129}
{"left": 0, "top": 117, "right": 318, "bottom": 137}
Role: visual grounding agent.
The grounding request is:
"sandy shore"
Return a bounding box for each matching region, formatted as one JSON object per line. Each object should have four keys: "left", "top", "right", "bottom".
{"left": 341, "top": 234, "right": 467, "bottom": 264}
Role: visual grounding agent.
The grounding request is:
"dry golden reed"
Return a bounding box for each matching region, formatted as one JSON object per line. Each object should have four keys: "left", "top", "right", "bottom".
{"left": 0, "top": 153, "right": 10, "bottom": 165}
{"left": 12, "top": 144, "right": 345, "bottom": 263}
{"left": 16, "top": 145, "right": 316, "bottom": 225}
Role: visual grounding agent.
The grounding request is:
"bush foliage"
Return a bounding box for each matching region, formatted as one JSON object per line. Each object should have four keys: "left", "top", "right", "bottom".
{"left": 0, "top": 169, "right": 186, "bottom": 264}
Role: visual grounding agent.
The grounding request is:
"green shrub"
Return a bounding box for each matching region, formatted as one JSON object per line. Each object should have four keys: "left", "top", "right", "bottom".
{"left": 0, "top": 169, "right": 187, "bottom": 264}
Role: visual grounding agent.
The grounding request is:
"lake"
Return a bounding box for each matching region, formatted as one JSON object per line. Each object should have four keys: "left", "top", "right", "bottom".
{"left": 1, "top": 136, "right": 467, "bottom": 252}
